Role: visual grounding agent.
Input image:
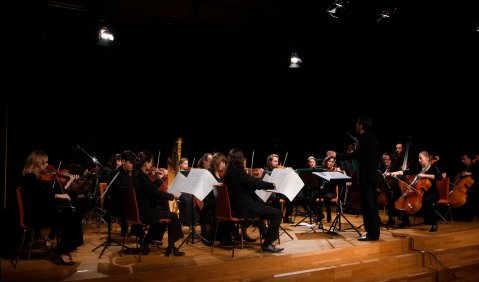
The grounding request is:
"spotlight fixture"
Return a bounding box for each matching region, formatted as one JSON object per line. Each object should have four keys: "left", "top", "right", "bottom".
{"left": 327, "top": 0, "right": 348, "bottom": 19}
{"left": 289, "top": 52, "right": 302, "bottom": 68}
{"left": 98, "top": 26, "right": 114, "bottom": 41}
{"left": 376, "top": 7, "right": 397, "bottom": 23}
{"left": 98, "top": 25, "right": 115, "bottom": 46}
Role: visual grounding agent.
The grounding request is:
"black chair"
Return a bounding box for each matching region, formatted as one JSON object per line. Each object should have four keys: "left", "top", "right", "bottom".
{"left": 211, "top": 184, "right": 262, "bottom": 258}
{"left": 120, "top": 187, "right": 171, "bottom": 262}
{"left": 13, "top": 187, "right": 57, "bottom": 267}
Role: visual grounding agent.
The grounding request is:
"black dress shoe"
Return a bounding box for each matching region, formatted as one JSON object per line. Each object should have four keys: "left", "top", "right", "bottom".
{"left": 165, "top": 246, "right": 185, "bottom": 256}
{"left": 357, "top": 235, "right": 379, "bottom": 241}
{"left": 429, "top": 224, "right": 438, "bottom": 232}
{"left": 261, "top": 244, "right": 284, "bottom": 253}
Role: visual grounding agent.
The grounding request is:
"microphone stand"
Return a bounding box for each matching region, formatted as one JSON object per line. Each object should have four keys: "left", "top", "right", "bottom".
{"left": 74, "top": 145, "right": 104, "bottom": 225}
{"left": 91, "top": 171, "right": 127, "bottom": 258}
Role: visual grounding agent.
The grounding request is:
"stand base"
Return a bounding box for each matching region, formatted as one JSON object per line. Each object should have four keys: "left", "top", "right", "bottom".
{"left": 177, "top": 227, "right": 209, "bottom": 250}
{"left": 92, "top": 238, "right": 126, "bottom": 259}
{"left": 327, "top": 212, "right": 362, "bottom": 236}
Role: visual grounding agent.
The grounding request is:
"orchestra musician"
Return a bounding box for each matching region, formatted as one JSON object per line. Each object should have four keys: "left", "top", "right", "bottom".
{"left": 179, "top": 157, "right": 189, "bottom": 171}
{"left": 224, "top": 148, "right": 283, "bottom": 253}
{"left": 108, "top": 150, "right": 136, "bottom": 237}
{"left": 320, "top": 156, "right": 340, "bottom": 223}
{"left": 392, "top": 143, "right": 406, "bottom": 170}
{"left": 21, "top": 150, "right": 83, "bottom": 265}
{"left": 133, "top": 151, "right": 185, "bottom": 256}
{"left": 379, "top": 152, "right": 401, "bottom": 225}
{"left": 453, "top": 153, "right": 479, "bottom": 221}
{"left": 388, "top": 151, "right": 442, "bottom": 232}
{"left": 328, "top": 116, "right": 381, "bottom": 241}
{"left": 263, "top": 154, "right": 294, "bottom": 224}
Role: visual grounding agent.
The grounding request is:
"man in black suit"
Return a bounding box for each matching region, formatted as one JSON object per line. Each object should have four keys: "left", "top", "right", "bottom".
{"left": 223, "top": 148, "right": 283, "bottom": 252}
{"left": 328, "top": 116, "right": 381, "bottom": 241}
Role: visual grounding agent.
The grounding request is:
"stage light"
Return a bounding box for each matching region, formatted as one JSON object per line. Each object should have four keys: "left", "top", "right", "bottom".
{"left": 376, "top": 8, "right": 397, "bottom": 23}
{"left": 327, "top": 0, "right": 348, "bottom": 19}
{"left": 98, "top": 26, "right": 114, "bottom": 46}
{"left": 289, "top": 52, "right": 302, "bottom": 68}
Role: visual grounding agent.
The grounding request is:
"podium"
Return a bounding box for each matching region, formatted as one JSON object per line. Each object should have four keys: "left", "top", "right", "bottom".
{"left": 313, "top": 172, "right": 362, "bottom": 236}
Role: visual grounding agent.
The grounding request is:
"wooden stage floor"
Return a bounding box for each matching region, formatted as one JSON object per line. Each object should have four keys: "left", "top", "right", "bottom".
{"left": 2, "top": 209, "right": 479, "bottom": 282}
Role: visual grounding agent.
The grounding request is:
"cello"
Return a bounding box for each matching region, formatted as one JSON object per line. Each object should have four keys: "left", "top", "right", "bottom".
{"left": 394, "top": 169, "right": 432, "bottom": 215}
{"left": 449, "top": 155, "right": 479, "bottom": 208}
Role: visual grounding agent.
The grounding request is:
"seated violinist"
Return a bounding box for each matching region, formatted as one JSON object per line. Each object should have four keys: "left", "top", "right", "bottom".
{"left": 21, "top": 150, "right": 84, "bottom": 265}
{"left": 264, "top": 154, "right": 294, "bottom": 224}
{"left": 320, "top": 156, "right": 340, "bottom": 223}
{"left": 134, "top": 151, "right": 185, "bottom": 256}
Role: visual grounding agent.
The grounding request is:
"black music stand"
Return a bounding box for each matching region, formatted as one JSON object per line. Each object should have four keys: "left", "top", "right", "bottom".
{"left": 177, "top": 170, "right": 210, "bottom": 249}
{"left": 91, "top": 172, "right": 127, "bottom": 258}
{"left": 294, "top": 168, "right": 327, "bottom": 233}
{"left": 314, "top": 172, "right": 362, "bottom": 236}
{"left": 177, "top": 193, "right": 210, "bottom": 249}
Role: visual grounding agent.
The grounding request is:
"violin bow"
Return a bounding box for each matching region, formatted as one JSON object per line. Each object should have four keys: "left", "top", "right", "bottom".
{"left": 250, "top": 150, "right": 254, "bottom": 171}
{"left": 282, "top": 151, "right": 288, "bottom": 167}
{"left": 156, "top": 149, "right": 161, "bottom": 168}
{"left": 54, "top": 160, "right": 66, "bottom": 193}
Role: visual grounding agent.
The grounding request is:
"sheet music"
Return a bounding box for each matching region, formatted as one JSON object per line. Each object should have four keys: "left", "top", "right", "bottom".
{"left": 313, "top": 171, "right": 352, "bottom": 181}
{"left": 267, "top": 167, "right": 304, "bottom": 201}
{"left": 168, "top": 172, "right": 187, "bottom": 198}
{"left": 178, "top": 168, "right": 218, "bottom": 201}
{"left": 255, "top": 173, "right": 272, "bottom": 202}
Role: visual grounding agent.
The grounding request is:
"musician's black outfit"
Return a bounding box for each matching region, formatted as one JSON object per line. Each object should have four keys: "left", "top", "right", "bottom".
{"left": 224, "top": 166, "right": 282, "bottom": 250}
{"left": 21, "top": 174, "right": 84, "bottom": 255}
{"left": 134, "top": 171, "right": 184, "bottom": 253}
{"left": 400, "top": 165, "right": 442, "bottom": 230}
{"left": 108, "top": 165, "right": 132, "bottom": 236}
{"left": 337, "top": 130, "right": 381, "bottom": 241}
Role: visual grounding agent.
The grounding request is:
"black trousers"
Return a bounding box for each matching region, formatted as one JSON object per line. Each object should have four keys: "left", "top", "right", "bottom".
{"left": 360, "top": 181, "right": 380, "bottom": 239}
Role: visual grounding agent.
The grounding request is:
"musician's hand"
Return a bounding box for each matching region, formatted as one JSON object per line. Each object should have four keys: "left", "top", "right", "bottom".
{"left": 56, "top": 193, "right": 71, "bottom": 202}
{"left": 390, "top": 171, "right": 402, "bottom": 177}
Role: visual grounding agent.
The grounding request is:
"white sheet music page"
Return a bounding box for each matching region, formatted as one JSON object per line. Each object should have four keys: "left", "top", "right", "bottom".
{"left": 168, "top": 172, "right": 187, "bottom": 198}
{"left": 255, "top": 173, "right": 273, "bottom": 202}
{"left": 178, "top": 168, "right": 218, "bottom": 201}
{"left": 313, "top": 171, "right": 352, "bottom": 181}
{"left": 268, "top": 168, "right": 304, "bottom": 201}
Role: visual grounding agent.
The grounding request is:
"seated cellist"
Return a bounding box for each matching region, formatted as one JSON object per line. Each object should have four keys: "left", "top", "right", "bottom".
{"left": 388, "top": 151, "right": 442, "bottom": 232}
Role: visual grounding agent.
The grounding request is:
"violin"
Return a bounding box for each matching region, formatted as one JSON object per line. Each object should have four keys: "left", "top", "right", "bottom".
{"left": 39, "top": 165, "right": 74, "bottom": 184}
{"left": 147, "top": 167, "right": 169, "bottom": 192}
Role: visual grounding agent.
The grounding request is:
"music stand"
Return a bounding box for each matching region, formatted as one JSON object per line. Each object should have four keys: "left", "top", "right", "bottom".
{"left": 176, "top": 170, "right": 210, "bottom": 250}
{"left": 92, "top": 171, "right": 127, "bottom": 258}
{"left": 313, "top": 172, "right": 362, "bottom": 236}
{"left": 294, "top": 168, "right": 327, "bottom": 233}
